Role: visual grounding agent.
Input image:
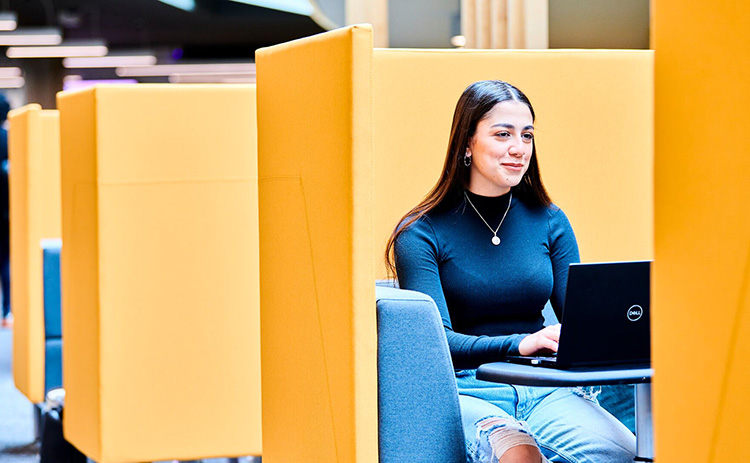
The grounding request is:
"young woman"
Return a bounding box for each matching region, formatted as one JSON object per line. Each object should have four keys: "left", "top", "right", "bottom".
{"left": 386, "top": 80, "right": 635, "bottom": 463}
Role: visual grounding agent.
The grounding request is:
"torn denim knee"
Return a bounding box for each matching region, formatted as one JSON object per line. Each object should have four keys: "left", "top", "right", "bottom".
{"left": 467, "top": 416, "right": 546, "bottom": 463}
{"left": 569, "top": 385, "right": 602, "bottom": 402}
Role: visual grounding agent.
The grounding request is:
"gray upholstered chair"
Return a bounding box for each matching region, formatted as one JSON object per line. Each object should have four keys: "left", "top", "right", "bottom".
{"left": 376, "top": 283, "right": 636, "bottom": 463}
{"left": 376, "top": 285, "right": 467, "bottom": 462}
{"left": 42, "top": 239, "right": 63, "bottom": 393}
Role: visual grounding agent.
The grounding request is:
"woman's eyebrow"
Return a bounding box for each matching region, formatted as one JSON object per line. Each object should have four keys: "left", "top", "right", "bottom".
{"left": 490, "top": 123, "right": 535, "bottom": 130}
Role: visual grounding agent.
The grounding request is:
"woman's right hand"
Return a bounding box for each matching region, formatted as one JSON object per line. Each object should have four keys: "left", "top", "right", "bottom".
{"left": 518, "top": 324, "right": 561, "bottom": 356}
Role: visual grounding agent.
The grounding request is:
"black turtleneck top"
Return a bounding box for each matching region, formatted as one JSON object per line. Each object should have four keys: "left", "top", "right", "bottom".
{"left": 394, "top": 191, "right": 580, "bottom": 369}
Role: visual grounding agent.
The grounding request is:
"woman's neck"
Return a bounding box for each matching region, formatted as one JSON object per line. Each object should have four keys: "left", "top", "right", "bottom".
{"left": 466, "top": 185, "right": 511, "bottom": 197}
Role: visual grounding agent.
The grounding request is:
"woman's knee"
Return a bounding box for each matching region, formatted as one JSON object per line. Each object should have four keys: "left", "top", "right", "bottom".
{"left": 469, "top": 416, "right": 544, "bottom": 463}
{"left": 529, "top": 389, "right": 635, "bottom": 463}
{"left": 500, "top": 444, "right": 543, "bottom": 463}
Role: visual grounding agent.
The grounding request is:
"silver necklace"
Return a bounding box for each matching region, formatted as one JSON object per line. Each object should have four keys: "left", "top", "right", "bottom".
{"left": 464, "top": 191, "right": 512, "bottom": 246}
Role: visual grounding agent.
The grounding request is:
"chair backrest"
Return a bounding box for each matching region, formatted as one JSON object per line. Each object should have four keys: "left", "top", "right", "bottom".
{"left": 376, "top": 286, "right": 466, "bottom": 463}
{"left": 42, "top": 239, "right": 63, "bottom": 393}
{"left": 42, "top": 239, "right": 62, "bottom": 340}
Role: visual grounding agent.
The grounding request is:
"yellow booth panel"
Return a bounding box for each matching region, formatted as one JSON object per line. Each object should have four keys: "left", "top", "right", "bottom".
{"left": 653, "top": 2, "right": 750, "bottom": 462}
{"left": 57, "top": 85, "right": 261, "bottom": 463}
{"left": 256, "top": 24, "right": 377, "bottom": 463}
{"left": 257, "top": 25, "right": 653, "bottom": 463}
{"left": 8, "top": 105, "right": 61, "bottom": 403}
{"left": 372, "top": 49, "right": 654, "bottom": 276}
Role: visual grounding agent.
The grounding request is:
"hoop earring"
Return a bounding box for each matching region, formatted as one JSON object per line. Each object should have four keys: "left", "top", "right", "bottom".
{"left": 463, "top": 154, "right": 472, "bottom": 167}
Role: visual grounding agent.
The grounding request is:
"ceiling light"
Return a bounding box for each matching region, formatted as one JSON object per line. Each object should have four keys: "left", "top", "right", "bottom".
{"left": 63, "top": 54, "right": 157, "bottom": 68}
{"left": 158, "top": 0, "right": 196, "bottom": 12}
{"left": 0, "top": 67, "right": 21, "bottom": 78}
{"left": 168, "top": 72, "right": 256, "bottom": 83}
{"left": 0, "top": 76, "right": 24, "bottom": 88}
{"left": 63, "top": 79, "right": 138, "bottom": 91}
{"left": 7, "top": 40, "right": 108, "bottom": 58}
{"left": 0, "top": 11, "right": 17, "bottom": 31}
{"left": 226, "top": 0, "right": 313, "bottom": 16}
{"left": 116, "top": 62, "right": 255, "bottom": 77}
{"left": 0, "top": 27, "right": 62, "bottom": 46}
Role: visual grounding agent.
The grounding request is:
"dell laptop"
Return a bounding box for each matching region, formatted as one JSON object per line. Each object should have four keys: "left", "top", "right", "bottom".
{"left": 506, "top": 260, "right": 651, "bottom": 369}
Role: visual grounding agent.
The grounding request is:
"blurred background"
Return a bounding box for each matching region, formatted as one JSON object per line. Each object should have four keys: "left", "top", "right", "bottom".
{"left": 0, "top": 0, "right": 649, "bottom": 109}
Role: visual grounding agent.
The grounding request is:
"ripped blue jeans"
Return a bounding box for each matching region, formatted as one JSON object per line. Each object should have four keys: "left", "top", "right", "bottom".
{"left": 456, "top": 369, "right": 635, "bottom": 463}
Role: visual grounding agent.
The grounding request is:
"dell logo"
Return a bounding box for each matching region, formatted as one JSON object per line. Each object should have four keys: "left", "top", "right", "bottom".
{"left": 627, "top": 305, "right": 644, "bottom": 322}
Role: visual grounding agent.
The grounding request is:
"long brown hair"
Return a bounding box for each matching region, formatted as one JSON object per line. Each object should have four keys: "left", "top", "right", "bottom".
{"left": 385, "top": 80, "right": 552, "bottom": 278}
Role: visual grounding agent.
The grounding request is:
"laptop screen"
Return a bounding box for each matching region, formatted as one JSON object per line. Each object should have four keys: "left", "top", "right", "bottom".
{"left": 556, "top": 261, "right": 651, "bottom": 368}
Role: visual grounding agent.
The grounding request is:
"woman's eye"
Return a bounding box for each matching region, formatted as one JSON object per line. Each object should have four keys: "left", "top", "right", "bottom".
{"left": 522, "top": 132, "right": 534, "bottom": 141}
{"left": 495, "top": 131, "right": 511, "bottom": 138}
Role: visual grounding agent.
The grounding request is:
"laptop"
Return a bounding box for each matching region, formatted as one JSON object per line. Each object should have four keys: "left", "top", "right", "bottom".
{"left": 506, "top": 261, "right": 651, "bottom": 369}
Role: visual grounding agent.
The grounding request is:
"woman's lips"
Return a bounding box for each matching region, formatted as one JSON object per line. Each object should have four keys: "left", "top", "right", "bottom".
{"left": 501, "top": 163, "right": 524, "bottom": 172}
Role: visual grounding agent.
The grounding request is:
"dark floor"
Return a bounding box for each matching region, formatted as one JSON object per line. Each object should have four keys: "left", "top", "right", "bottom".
{"left": 0, "top": 327, "right": 39, "bottom": 463}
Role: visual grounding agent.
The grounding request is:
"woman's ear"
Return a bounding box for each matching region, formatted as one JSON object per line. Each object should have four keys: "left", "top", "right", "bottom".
{"left": 466, "top": 135, "right": 475, "bottom": 153}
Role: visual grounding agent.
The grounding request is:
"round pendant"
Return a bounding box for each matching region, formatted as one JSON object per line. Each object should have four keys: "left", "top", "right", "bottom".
{"left": 491, "top": 236, "right": 501, "bottom": 246}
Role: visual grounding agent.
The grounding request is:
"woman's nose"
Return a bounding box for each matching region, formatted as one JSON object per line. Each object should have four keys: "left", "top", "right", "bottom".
{"left": 508, "top": 144, "right": 524, "bottom": 157}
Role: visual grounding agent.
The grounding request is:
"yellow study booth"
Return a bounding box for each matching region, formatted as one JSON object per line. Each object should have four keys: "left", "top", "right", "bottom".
{"left": 7, "top": 105, "right": 62, "bottom": 404}
{"left": 256, "top": 25, "right": 653, "bottom": 462}
{"left": 653, "top": 2, "right": 750, "bottom": 462}
{"left": 56, "top": 84, "right": 261, "bottom": 463}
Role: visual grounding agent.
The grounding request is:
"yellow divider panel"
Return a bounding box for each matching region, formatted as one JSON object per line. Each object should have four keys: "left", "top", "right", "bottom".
{"left": 653, "top": 2, "right": 750, "bottom": 462}
{"left": 258, "top": 25, "right": 652, "bottom": 462}
{"left": 57, "top": 85, "right": 261, "bottom": 463}
{"left": 256, "top": 24, "right": 377, "bottom": 463}
{"left": 8, "top": 105, "right": 61, "bottom": 403}
{"left": 372, "top": 49, "right": 654, "bottom": 274}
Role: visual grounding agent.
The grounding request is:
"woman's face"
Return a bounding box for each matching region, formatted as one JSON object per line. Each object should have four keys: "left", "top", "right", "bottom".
{"left": 466, "top": 100, "right": 534, "bottom": 196}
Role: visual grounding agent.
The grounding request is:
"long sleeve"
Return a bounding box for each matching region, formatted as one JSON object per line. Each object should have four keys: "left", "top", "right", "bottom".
{"left": 547, "top": 206, "right": 581, "bottom": 320}
{"left": 394, "top": 217, "right": 526, "bottom": 369}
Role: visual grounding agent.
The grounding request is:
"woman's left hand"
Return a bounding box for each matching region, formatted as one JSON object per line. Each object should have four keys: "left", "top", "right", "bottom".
{"left": 518, "top": 324, "right": 561, "bottom": 356}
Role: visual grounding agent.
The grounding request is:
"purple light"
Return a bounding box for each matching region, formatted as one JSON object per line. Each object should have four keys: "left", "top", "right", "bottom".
{"left": 172, "top": 48, "right": 184, "bottom": 60}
